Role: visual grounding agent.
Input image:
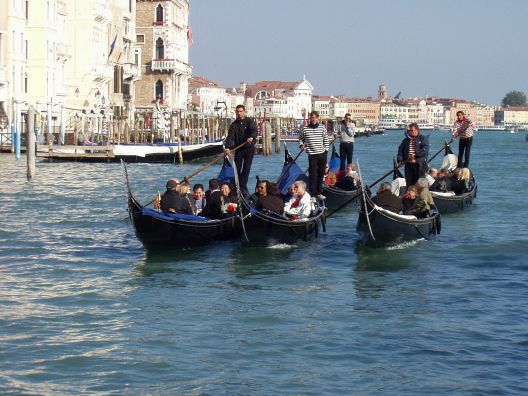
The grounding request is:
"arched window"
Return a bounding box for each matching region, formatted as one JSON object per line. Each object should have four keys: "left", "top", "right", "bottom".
{"left": 155, "top": 80, "right": 163, "bottom": 100}
{"left": 155, "top": 37, "right": 164, "bottom": 59}
{"left": 156, "top": 4, "right": 163, "bottom": 24}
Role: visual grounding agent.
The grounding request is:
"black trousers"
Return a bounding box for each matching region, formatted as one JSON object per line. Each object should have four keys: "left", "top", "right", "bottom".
{"left": 234, "top": 147, "right": 255, "bottom": 193}
{"left": 404, "top": 162, "right": 421, "bottom": 188}
{"left": 339, "top": 142, "right": 354, "bottom": 171}
{"left": 458, "top": 137, "right": 473, "bottom": 168}
{"left": 308, "top": 152, "right": 328, "bottom": 195}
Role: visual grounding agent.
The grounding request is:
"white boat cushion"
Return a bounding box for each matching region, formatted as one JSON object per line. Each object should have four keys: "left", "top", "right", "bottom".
{"left": 373, "top": 204, "right": 417, "bottom": 220}
{"left": 430, "top": 191, "right": 456, "bottom": 197}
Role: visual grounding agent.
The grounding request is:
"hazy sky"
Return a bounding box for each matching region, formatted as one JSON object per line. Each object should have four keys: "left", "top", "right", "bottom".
{"left": 189, "top": 0, "right": 528, "bottom": 105}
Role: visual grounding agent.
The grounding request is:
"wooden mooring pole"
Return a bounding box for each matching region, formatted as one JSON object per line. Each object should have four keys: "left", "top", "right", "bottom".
{"left": 26, "top": 105, "right": 36, "bottom": 180}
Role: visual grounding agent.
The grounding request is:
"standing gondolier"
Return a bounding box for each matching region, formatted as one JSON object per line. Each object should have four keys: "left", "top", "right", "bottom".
{"left": 299, "top": 110, "right": 329, "bottom": 200}
{"left": 224, "top": 104, "right": 258, "bottom": 196}
{"left": 336, "top": 113, "right": 355, "bottom": 171}
{"left": 451, "top": 110, "right": 475, "bottom": 168}
{"left": 397, "top": 123, "right": 429, "bottom": 188}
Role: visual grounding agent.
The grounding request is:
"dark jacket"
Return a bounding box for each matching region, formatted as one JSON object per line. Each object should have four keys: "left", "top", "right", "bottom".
{"left": 224, "top": 117, "right": 258, "bottom": 150}
{"left": 201, "top": 190, "right": 222, "bottom": 218}
{"left": 397, "top": 134, "right": 429, "bottom": 164}
{"left": 256, "top": 194, "right": 285, "bottom": 215}
{"left": 160, "top": 190, "right": 194, "bottom": 214}
{"left": 372, "top": 190, "right": 403, "bottom": 214}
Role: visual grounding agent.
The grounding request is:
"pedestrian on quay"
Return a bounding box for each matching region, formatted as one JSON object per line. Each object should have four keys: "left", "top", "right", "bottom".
{"left": 451, "top": 110, "right": 475, "bottom": 168}
{"left": 299, "top": 110, "right": 329, "bottom": 200}
{"left": 397, "top": 123, "right": 429, "bottom": 188}
{"left": 336, "top": 113, "right": 356, "bottom": 171}
{"left": 224, "top": 104, "right": 258, "bottom": 196}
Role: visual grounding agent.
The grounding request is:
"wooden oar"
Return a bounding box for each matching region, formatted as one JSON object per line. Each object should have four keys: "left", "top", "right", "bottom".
{"left": 144, "top": 141, "right": 247, "bottom": 207}
{"left": 427, "top": 138, "right": 453, "bottom": 163}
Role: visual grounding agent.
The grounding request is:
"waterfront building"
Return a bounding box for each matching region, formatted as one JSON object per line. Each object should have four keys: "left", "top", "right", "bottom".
{"left": 0, "top": 2, "right": 9, "bottom": 128}
{"left": 495, "top": 106, "right": 528, "bottom": 127}
{"left": 188, "top": 75, "right": 226, "bottom": 114}
{"left": 473, "top": 103, "right": 496, "bottom": 127}
{"left": 135, "top": 0, "right": 191, "bottom": 111}
{"left": 312, "top": 95, "right": 332, "bottom": 119}
{"left": 225, "top": 86, "right": 246, "bottom": 118}
{"left": 346, "top": 98, "right": 382, "bottom": 124}
{"left": 246, "top": 77, "right": 313, "bottom": 120}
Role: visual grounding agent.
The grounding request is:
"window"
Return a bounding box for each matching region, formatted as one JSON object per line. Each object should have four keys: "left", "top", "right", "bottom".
{"left": 136, "top": 34, "right": 145, "bottom": 44}
{"left": 155, "top": 37, "right": 164, "bottom": 59}
{"left": 24, "top": 72, "right": 28, "bottom": 93}
{"left": 134, "top": 49, "right": 140, "bottom": 66}
{"left": 155, "top": 80, "right": 163, "bottom": 100}
{"left": 25, "top": 0, "right": 28, "bottom": 20}
{"left": 156, "top": 4, "right": 164, "bottom": 24}
{"left": 25, "top": 40, "right": 28, "bottom": 59}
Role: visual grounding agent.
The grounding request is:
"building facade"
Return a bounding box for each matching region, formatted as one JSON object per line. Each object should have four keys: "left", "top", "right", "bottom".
{"left": 135, "top": 0, "right": 191, "bottom": 110}
{"left": 188, "top": 75, "right": 226, "bottom": 114}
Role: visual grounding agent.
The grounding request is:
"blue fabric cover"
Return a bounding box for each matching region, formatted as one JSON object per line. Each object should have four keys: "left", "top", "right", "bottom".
{"left": 142, "top": 207, "right": 210, "bottom": 222}
{"left": 278, "top": 162, "right": 306, "bottom": 195}
{"left": 329, "top": 144, "right": 340, "bottom": 172}
{"left": 217, "top": 161, "right": 235, "bottom": 185}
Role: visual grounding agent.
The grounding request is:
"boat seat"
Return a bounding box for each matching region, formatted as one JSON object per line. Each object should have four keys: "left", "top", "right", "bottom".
{"left": 142, "top": 207, "right": 210, "bottom": 222}
{"left": 430, "top": 191, "right": 456, "bottom": 197}
{"left": 373, "top": 204, "right": 418, "bottom": 220}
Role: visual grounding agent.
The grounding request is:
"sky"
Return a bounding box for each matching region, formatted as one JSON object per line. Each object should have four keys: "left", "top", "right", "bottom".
{"left": 189, "top": 0, "right": 528, "bottom": 105}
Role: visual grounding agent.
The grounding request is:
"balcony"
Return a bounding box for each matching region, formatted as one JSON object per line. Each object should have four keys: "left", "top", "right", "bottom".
{"left": 93, "top": 1, "right": 112, "bottom": 24}
{"left": 123, "top": 63, "right": 141, "bottom": 80}
{"left": 91, "top": 64, "right": 113, "bottom": 82}
{"left": 55, "top": 42, "right": 71, "bottom": 58}
{"left": 151, "top": 58, "right": 191, "bottom": 74}
{"left": 0, "top": 65, "right": 6, "bottom": 83}
{"left": 57, "top": 0, "right": 67, "bottom": 15}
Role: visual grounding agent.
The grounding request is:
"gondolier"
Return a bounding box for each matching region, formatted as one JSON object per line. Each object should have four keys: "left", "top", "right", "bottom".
{"left": 397, "top": 123, "right": 429, "bottom": 188}
{"left": 451, "top": 111, "right": 475, "bottom": 168}
{"left": 299, "top": 110, "right": 329, "bottom": 200}
{"left": 336, "top": 113, "right": 355, "bottom": 171}
{"left": 224, "top": 104, "right": 258, "bottom": 196}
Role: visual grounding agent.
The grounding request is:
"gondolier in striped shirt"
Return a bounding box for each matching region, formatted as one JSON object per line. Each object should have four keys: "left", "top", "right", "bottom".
{"left": 299, "top": 110, "right": 329, "bottom": 200}
{"left": 451, "top": 111, "right": 475, "bottom": 168}
{"left": 397, "top": 123, "right": 429, "bottom": 188}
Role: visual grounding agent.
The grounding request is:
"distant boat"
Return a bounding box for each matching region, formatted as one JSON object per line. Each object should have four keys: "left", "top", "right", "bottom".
{"left": 476, "top": 125, "right": 506, "bottom": 132}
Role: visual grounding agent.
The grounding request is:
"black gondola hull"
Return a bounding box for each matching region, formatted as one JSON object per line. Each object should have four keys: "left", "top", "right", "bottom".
{"left": 322, "top": 185, "right": 361, "bottom": 210}
{"left": 239, "top": 198, "right": 324, "bottom": 247}
{"left": 431, "top": 185, "right": 477, "bottom": 214}
{"left": 356, "top": 194, "right": 440, "bottom": 247}
{"left": 128, "top": 194, "right": 241, "bottom": 250}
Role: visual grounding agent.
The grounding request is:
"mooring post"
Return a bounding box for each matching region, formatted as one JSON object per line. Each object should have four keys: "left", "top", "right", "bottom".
{"left": 15, "top": 101, "right": 21, "bottom": 159}
{"left": 27, "top": 105, "right": 36, "bottom": 180}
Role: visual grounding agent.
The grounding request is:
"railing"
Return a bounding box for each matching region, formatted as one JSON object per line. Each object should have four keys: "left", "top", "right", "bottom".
{"left": 123, "top": 63, "right": 140, "bottom": 79}
{"left": 151, "top": 58, "right": 190, "bottom": 72}
{"left": 55, "top": 42, "right": 71, "bottom": 57}
{"left": 57, "top": 0, "right": 67, "bottom": 15}
{"left": 92, "top": 64, "right": 113, "bottom": 80}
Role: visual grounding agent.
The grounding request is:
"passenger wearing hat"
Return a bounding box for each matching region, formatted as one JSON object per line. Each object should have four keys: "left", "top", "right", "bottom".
{"left": 160, "top": 178, "right": 194, "bottom": 214}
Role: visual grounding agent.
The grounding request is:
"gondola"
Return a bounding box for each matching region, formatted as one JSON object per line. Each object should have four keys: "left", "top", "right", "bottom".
{"left": 122, "top": 160, "right": 241, "bottom": 250}
{"left": 322, "top": 144, "right": 361, "bottom": 210}
{"left": 430, "top": 144, "right": 478, "bottom": 214}
{"left": 356, "top": 188, "right": 441, "bottom": 247}
{"left": 237, "top": 146, "right": 326, "bottom": 246}
{"left": 430, "top": 182, "right": 477, "bottom": 214}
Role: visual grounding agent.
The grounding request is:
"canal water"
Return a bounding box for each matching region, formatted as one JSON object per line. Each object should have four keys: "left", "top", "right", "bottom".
{"left": 1, "top": 131, "right": 527, "bottom": 394}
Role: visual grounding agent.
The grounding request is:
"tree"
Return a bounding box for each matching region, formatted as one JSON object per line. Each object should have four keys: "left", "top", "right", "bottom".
{"left": 501, "top": 90, "right": 527, "bottom": 107}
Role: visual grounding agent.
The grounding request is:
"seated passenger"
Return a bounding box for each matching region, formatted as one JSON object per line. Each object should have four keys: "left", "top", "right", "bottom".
{"left": 192, "top": 183, "right": 206, "bottom": 214}
{"left": 202, "top": 182, "right": 238, "bottom": 219}
{"left": 160, "top": 179, "right": 194, "bottom": 215}
{"left": 459, "top": 167, "right": 473, "bottom": 193}
{"left": 430, "top": 170, "right": 453, "bottom": 192}
{"left": 450, "top": 168, "right": 465, "bottom": 194}
{"left": 335, "top": 164, "right": 360, "bottom": 191}
{"left": 372, "top": 182, "right": 403, "bottom": 214}
{"left": 284, "top": 180, "right": 314, "bottom": 220}
{"left": 405, "top": 179, "right": 435, "bottom": 218}
{"left": 256, "top": 181, "right": 284, "bottom": 215}
{"left": 324, "top": 163, "right": 337, "bottom": 186}
{"left": 425, "top": 167, "right": 438, "bottom": 187}
{"left": 205, "top": 178, "right": 220, "bottom": 201}
{"left": 179, "top": 183, "right": 196, "bottom": 215}
{"left": 401, "top": 185, "right": 418, "bottom": 213}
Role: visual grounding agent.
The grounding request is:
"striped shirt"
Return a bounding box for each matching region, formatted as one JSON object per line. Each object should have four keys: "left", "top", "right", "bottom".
{"left": 409, "top": 138, "right": 416, "bottom": 157}
{"left": 299, "top": 124, "right": 329, "bottom": 155}
{"left": 452, "top": 117, "right": 475, "bottom": 139}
